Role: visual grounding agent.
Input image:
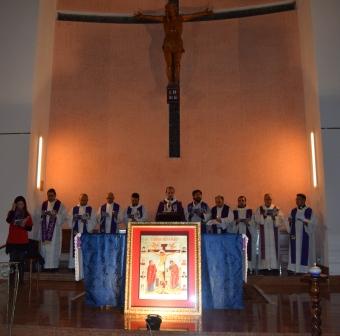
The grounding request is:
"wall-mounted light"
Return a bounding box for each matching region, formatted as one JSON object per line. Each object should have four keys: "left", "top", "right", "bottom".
{"left": 310, "top": 132, "right": 317, "bottom": 188}
{"left": 36, "top": 136, "right": 43, "bottom": 190}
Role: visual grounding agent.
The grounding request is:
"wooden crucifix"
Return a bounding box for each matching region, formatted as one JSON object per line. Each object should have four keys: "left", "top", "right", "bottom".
{"left": 57, "top": 1, "right": 296, "bottom": 158}
{"left": 136, "top": 1, "right": 212, "bottom": 85}
{"left": 136, "top": 1, "right": 212, "bottom": 157}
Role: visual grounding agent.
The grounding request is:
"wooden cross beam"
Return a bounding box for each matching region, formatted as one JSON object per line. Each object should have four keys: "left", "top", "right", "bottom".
{"left": 57, "top": 1, "right": 296, "bottom": 24}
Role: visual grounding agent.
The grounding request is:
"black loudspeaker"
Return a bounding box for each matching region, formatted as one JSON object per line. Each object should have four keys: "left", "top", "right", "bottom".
{"left": 145, "top": 314, "right": 162, "bottom": 331}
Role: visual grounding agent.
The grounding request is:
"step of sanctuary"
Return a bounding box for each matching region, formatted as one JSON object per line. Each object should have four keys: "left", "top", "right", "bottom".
{"left": 5, "top": 324, "right": 331, "bottom": 336}
{"left": 2, "top": 325, "right": 330, "bottom": 336}
{"left": 24, "top": 260, "right": 76, "bottom": 282}
{"left": 248, "top": 274, "right": 340, "bottom": 295}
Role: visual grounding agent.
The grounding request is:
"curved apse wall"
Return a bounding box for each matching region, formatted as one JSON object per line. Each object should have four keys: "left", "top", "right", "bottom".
{"left": 46, "top": 1, "right": 311, "bottom": 218}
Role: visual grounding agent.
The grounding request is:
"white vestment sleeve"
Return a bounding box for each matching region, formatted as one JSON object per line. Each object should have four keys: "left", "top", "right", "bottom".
{"left": 203, "top": 206, "right": 211, "bottom": 223}
{"left": 122, "top": 208, "right": 129, "bottom": 225}
{"left": 87, "top": 210, "right": 96, "bottom": 233}
{"left": 141, "top": 206, "right": 148, "bottom": 222}
{"left": 117, "top": 207, "right": 123, "bottom": 225}
{"left": 304, "top": 212, "right": 316, "bottom": 236}
{"left": 274, "top": 209, "right": 285, "bottom": 230}
{"left": 284, "top": 215, "right": 291, "bottom": 233}
{"left": 96, "top": 206, "right": 102, "bottom": 226}
{"left": 58, "top": 204, "right": 68, "bottom": 227}
{"left": 254, "top": 207, "right": 265, "bottom": 226}
{"left": 184, "top": 207, "right": 190, "bottom": 222}
{"left": 68, "top": 210, "right": 74, "bottom": 229}
{"left": 219, "top": 210, "right": 234, "bottom": 231}
{"left": 247, "top": 215, "right": 256, "bottom": 236}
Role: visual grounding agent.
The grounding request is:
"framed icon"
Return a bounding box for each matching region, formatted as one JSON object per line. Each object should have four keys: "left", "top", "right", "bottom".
{"left": 124, "top": 222, "right": 201, "bottom": 316}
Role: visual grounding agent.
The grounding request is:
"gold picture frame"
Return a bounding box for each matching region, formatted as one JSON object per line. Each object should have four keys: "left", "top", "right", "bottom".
{"left": 124, "top": 222, "right": 201, "bottom": 317}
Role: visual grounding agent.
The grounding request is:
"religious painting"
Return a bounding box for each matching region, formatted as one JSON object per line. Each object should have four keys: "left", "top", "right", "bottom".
{"left": 124, "top": 222, "right": 201, "bottom": 316}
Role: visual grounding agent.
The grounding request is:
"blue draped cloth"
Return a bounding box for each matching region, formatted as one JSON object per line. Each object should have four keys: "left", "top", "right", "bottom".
{"left": 81, "top": 233, "right": 243, "bottom": 309}
{"left": 201, "top": 234, "right": 244, "bottom": 309}
{"left": 81, "top": 234, "right": 126, "bottom": 306}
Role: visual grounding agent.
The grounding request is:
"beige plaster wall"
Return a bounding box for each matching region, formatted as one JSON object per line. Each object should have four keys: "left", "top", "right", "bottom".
{"left": 46, "top": 1, "right": 312, "bottom": 218}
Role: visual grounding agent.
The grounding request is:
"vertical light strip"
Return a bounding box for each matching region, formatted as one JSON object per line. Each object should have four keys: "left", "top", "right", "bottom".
{"left": 36, "top": 136, "right": 43, "bottom": 189}
{"left": 310, "top": 132, "right": 317, "bottom": 188}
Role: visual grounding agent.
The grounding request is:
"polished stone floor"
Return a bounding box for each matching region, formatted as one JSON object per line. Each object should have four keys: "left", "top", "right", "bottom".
{"left": 0, "top": 276, "right": 340, "bottom": 335}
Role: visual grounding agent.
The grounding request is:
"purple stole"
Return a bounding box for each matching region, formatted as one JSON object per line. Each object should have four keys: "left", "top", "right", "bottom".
{"left": 159, "top": 200, "right": 179, "bottom": 212}
{"left": 290, "top": 207, "right": 312, "bottom": 266}
{"left": 210, "top": 205, "right": 230, "bottom": 233}
{"left": 211, "top": 205, "right": 230, "bottom": 219}
{"left": 72, "top": 206, "right": 92, "bottom": 233}
{"left": 259, "top": 206, "right": 279, "bottom": 260}
{"left": 156, "top": 200, "right": 185, "bottom": 221}
{"left": 233, "top": 209, "right": 253, "bottom": 261}
{"left": 41, "top": 200, "right": 61, "bottom": 242}
{"left": 100, "top": 203, "right": 120, "bottom": 234}
{"left": 127, "top": 205, "right": 143, "bottom": 220}
{"left": 187, "top": 202, "right": 208, "bottom": 221}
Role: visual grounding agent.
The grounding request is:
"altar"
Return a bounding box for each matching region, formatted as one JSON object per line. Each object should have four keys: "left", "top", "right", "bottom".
{"left": 81, "top": 233, "right": 244, "bottom": 310}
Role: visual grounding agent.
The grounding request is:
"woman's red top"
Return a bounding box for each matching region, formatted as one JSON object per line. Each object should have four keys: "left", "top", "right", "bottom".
{"left": 6, "top": 210, "right": 33, "bottom": 245}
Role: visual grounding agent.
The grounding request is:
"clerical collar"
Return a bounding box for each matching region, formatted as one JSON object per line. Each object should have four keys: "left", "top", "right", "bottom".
{"left": 165, "top": 198, "right": 176, "bottom": 203}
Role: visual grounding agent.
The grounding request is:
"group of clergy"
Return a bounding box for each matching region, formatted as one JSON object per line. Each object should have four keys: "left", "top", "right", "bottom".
{"left": 32, "top": 186, "right": 316, "bottom": 276}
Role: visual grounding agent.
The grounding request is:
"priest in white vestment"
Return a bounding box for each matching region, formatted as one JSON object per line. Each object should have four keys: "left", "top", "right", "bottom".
{"left": 35, "top": 188, "right": 67, "bottom": 270}
{"left": 185, "top": 189, "right": 211, "bottom": 233}
{"left": 96, "top": 192, "right": 122, "bottom": 233}
{"left": 68, "top": 193, "right": 96, "bottom": 273}
{"left": 287, "top": 193, "right": 316, "bottom": 273}
{"left": 254, "top": 194, "right": 285, "bottom": 272}
{"left": 232, "top": 195, "right": 256, "bottom": 271}
{"left": 123, "top": 192, "right": 148, "bottom": 225}
{"left": 206, "top": 195, "right": 234, "bottom": 234}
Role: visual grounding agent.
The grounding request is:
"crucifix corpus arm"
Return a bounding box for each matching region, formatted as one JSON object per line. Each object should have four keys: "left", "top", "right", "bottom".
{"left": 182, "top": 8, "right": 213, "bottom": 22}
{"left": 135, "top": 11, "right": 163, "bottom": 22}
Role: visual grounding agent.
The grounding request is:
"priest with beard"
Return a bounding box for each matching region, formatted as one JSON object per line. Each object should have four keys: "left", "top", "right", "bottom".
{"left": 35, "top": 188, "right": 67, "bottom": 271}
{"left": 123, "top": 192, "right": 148, "bottom": 225}
{"left": 185, "top": 189, "right": 211, "bottom": 233}
{"left": 155, "top": 186, "right": 185, "bottom": 222}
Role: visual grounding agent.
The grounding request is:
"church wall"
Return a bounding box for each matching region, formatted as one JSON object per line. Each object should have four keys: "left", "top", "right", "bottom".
{"left": 0, "top": 0, "right": 57, "bottom": 260}
{"left": 0, "top": 0, "right": 39, "bottom": 261}
{"left": 311, "top": 0, "right": 340, "bottom": 275}
{"left": 296, "top": 0, "right": 327, "bottom": 269}
{"left": 46, "top": 4, "right": 313, "bottom": 228}
{"left": 26, "top": 0, "right": 58, "bottom": 236}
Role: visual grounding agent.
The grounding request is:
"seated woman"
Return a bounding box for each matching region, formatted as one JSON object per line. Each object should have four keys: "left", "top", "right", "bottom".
{"left": 6, "top": 195, "right": 33, "bottom": 284}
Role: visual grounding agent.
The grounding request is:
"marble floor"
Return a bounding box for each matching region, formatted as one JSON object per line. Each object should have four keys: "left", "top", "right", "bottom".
{"left": 0, "top": 276, "right": 340, "bottom": 335}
